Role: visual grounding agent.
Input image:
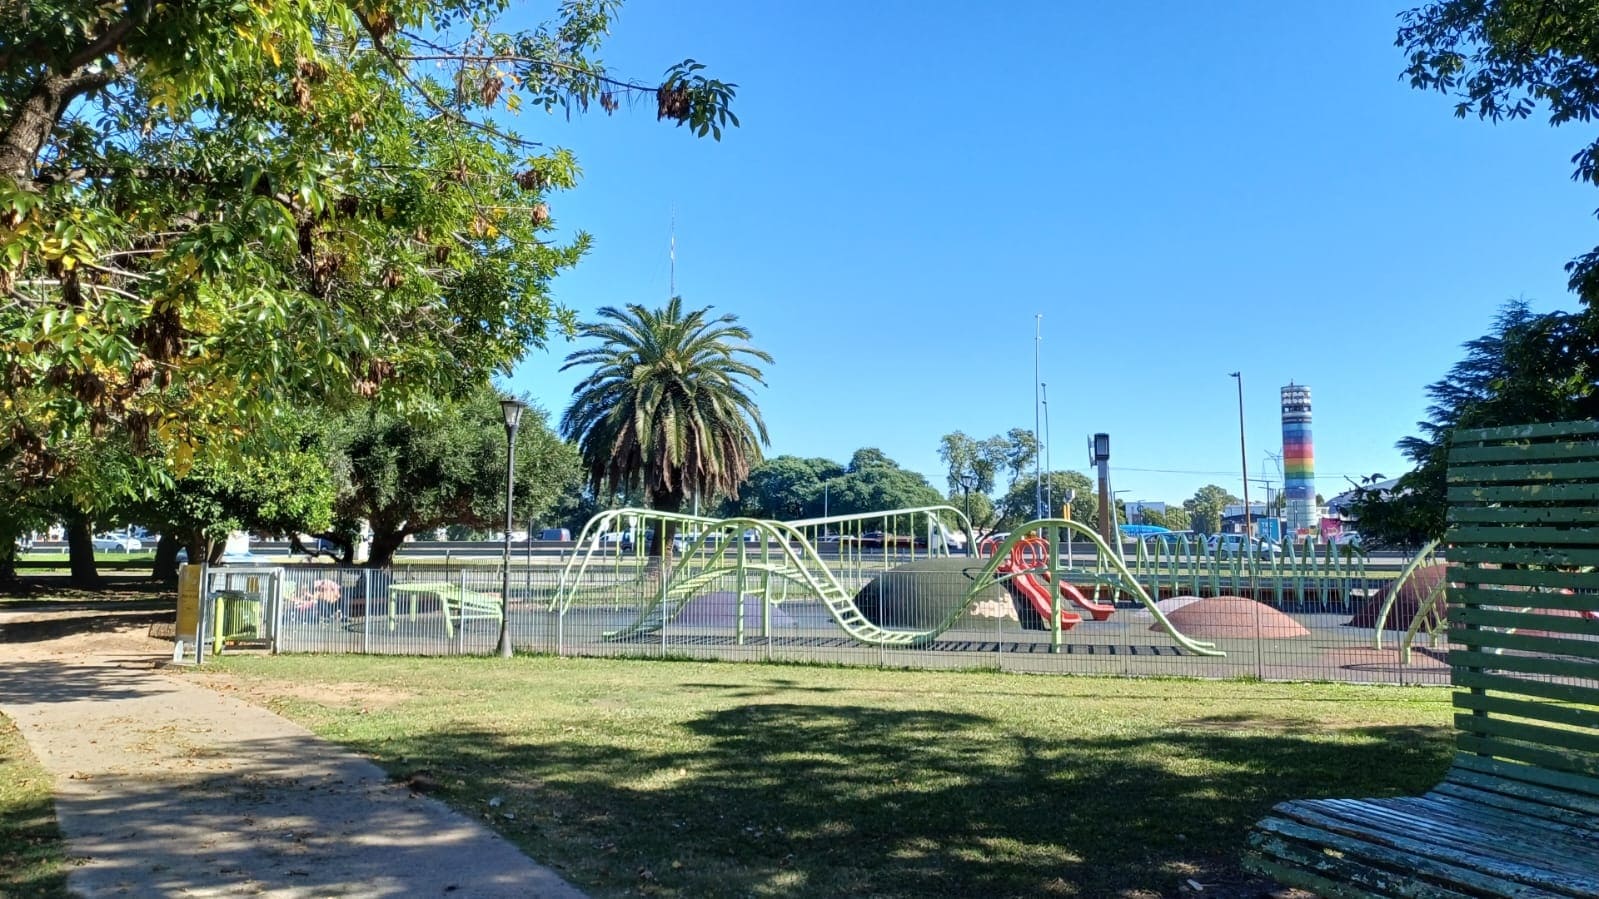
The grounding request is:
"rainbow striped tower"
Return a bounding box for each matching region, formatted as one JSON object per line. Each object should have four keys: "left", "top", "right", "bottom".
{"left": 1281, "top": 384, "right": 1316, "bottom": 536}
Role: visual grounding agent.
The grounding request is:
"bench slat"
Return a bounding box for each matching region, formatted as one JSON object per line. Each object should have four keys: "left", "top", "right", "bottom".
{"left": 1448, "top": 461, "right": 1599, "bottom": 484}
{"left": 1450, "top": 566, "right": 1599, "bottom": 591}
{"left": 1429, "top": 781, "right": 1599, "bottom": 829}
{"left": 1450, "top": 441, "right": 1599, "bottom": 465}
{"left": 1455, "top": 670, "right": 1599, "bottom": 708}
{"left": 1390, "top": 795, "right": 1599, "bottom": 863}
{"left": 1447, "top": 525, "right": 1599, "bottom": 545}
{"left": 1454, "top": 587, "right": 1599, "bottom": 615}
{"left": 1452, "top": 505, "right": 1599, "bottom": 524}
{"left": 1448, "top": 483, "right": 1599, "bottom": 503}
{"left": 1454, "top": 691, "right": 1599, "bottom": 732}
{"left": 1455, "top": 716, "right": 1599, "bottom": 763}
{"left": 1413, "top": 792, "right": 1599, "bottom": 843}
{"left": 1253, "top": 814, "right": 1532, "bottom": 897}
{"left": 1308, "top": 798, "right": 1598, "bottom": 881}
{"left": 1449, "top": 754, "right": 1599, "bottom": 806}
{"left": 1244, "top": 830, "right": 1474, "bottom": 899}
{"left": 1262, "top": 806, "right": 1592, "bottom": 896}
{"left": 1450, "top": 421, "right": 1599, "bottom": 442}
{"left": 1449, "top": 649, "right": 1599, "bottom": 683}
{"left": 1450, "top": 626, "right": 1599, "bottom": 661}
{"left": 1453, "top": 606, "right": 1599, "bottom": 639}
{"left": 1457, "top": 733, "right": 1599, "bottom": 781}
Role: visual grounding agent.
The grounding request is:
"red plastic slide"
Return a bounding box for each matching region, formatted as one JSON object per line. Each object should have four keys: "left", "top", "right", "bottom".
{"left": 1006, "top": 537, "right": 1116, "bottom": 621}
{"left": 1007, "top": 567, "right": 1083, "bottom": 631}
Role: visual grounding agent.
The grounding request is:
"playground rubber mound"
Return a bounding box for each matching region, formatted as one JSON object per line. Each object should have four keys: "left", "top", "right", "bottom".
{"left": 677, "top": 591, "right": 798, "bottom": 629}
{"left": 1346, "top": 563, "right": 1447, "bottom": 631}
{"left": 1128, "top": 595, "right": 1206, "bottom": 620}
{"left": 855, "top": 558, "right": 1007, "bottom": 629}
{"left": 1152, "top": 595, "right": 1310, "bottom": 639}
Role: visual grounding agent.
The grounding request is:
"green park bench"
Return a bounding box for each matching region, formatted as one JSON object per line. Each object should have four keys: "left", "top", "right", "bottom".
{"left": 1243, "top": 420, "right": 1599, "bottom": 897}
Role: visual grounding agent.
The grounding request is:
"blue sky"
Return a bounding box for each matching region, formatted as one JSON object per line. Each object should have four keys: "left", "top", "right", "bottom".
{"left": 500, "top": 1, "right": 1594, "bottom": 508}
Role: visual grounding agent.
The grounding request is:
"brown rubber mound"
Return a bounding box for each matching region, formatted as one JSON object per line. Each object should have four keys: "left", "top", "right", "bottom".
{"left": 1347, "top": 563, "right": 1447, "bottom": 631}
{"left": 1152, "top": 595, "right": 1310, "bottom": 639}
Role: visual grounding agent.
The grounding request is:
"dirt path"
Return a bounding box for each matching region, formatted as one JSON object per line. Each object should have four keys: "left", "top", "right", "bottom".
{"left": 0, "top": 605, "right": 583, "bottom": 897}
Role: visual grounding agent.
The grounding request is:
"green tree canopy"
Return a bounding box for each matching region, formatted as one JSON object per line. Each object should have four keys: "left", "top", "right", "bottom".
{"left": 330, "top": 387, "right": 579, "bottom": 567}
{"left": 733, "top": 455, "right": 845, "bottom": 520}
{"left": 1, "top": 0, "right": 734, "bottom": 511}
{"left": 1183, "top": 485, "right": 1240, "bottom": 535}
{"left": 560, "top": 297, "right": 771, "bottom": 554}
{"left": 1399, "top": 1, "right": 1599, "bottom": 302}
{"left": 996, "top": 471, "right": 1096, "bottom": 529}
{"left": 142, "top": 428, "right": 336, "bottom": 574}
{"left": 1349, "top": 301, "right": 1599, "bottom": 545}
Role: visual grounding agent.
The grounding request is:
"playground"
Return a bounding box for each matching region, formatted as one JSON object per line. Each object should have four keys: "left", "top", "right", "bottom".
{"left": 212, "top": 505, "right": 1451, "bottom": 686}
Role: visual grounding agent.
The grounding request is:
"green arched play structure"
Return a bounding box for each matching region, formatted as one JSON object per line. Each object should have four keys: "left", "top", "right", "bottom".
{"left": 553, "top": 506, "right": 1226, "bottom": 656}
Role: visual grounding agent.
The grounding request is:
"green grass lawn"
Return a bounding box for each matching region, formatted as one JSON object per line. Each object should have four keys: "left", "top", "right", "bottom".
{"left": 201, "top": 655, "right": 1454, "bottom": 897}
{"left": 0, "top": 713, "right": 70, "bottom": 898}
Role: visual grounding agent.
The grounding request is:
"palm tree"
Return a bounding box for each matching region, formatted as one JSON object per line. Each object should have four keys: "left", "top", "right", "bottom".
{"left": 560, "top": 297, "right": 772, "bottom": 557}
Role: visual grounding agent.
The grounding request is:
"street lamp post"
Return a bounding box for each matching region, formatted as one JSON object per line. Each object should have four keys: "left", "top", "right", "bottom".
{"left": 497, "top": 398, "right": 526, "bottom": 659}
{"left": 1229, "top": 372, "right": 1252, "bottom": 539}
{"left": 1041, "top": 381, "right": 1051, "bottom": 518}
{"left": 1034, "top": 314, "right": 1043, "bottom": 520}
{"left": 956, "top": 470, "right": 979, "bottom": 556}
{"left": 1091, "top": 433, "right": 1116, "bottom": 557}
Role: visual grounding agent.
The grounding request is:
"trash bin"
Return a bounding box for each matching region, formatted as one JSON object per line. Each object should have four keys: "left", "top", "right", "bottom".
{"left": 213, "top": 590, "right": 262, "bottom": 648}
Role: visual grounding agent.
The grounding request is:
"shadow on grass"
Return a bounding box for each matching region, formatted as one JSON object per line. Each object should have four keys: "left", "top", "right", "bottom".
{"left": 341, "top": 702, "right": 1452, "bottom": 897}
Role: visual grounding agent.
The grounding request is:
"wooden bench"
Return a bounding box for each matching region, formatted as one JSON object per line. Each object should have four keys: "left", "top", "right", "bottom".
{"left": 1244, "top": 421, "right": 1599, "bottom": 897}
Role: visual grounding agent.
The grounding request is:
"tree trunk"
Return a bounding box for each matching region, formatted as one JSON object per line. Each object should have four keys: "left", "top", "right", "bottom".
{"left": 65, "top": 516, "right": 98, "bottom": 587}
{"left": 0, "top": 542, "right": 16, "bottom": 584}
{"left": 366, "top": 530, "right": 405, "bottom": 568}
{"left": 151, "top": 533, "right": 181, "bottom": 582}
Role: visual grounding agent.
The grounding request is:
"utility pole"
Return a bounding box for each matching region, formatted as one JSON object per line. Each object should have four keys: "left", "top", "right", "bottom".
{"left": 1034, "top": 314, "right": 1043, "bottom": 520}
{"left": 1229, "top": 372, "right": 1252, "bottom": 538}
{"left": 1041, "top": 381, "right": 1051, "bottom": 517}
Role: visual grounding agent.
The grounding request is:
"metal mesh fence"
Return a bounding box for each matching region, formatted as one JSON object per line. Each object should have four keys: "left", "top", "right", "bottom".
{"left": 263, "top": 554, "right": 1451, "bottom": 686}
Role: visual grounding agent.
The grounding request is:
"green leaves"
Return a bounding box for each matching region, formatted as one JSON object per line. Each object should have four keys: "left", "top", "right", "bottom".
{"left": 560, "top": 297, "right": 771, "bottom": 513}
{"left": 3, "top": 0, "right": 735, "bottom": 505}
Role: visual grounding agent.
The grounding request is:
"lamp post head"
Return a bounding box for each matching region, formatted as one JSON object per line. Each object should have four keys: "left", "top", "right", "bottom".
{"left": 500, "top": 398, "right": 527, "bottom": 436}
{"left": 1091, "top": 432, "right": 1110, "bottom": 463}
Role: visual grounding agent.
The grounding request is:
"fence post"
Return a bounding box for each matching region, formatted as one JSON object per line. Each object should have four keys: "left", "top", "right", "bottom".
{"left": 362, "top": 569, "right": 371, "bottom": 654}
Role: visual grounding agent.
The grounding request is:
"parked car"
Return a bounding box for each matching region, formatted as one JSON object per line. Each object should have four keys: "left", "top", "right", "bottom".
{"left": 1207, "top": 533, "right": 1278, "bottom": 559}
{"left": 1142, "top": 530, "right": 1203, "bottom": 552}
{"left": 537, "top": 528, "right": 572, "bottom": 541}
{"left": 92, "top": 531, "right": 142, "bottom": 552}
{"left": 295, "top": 535, "right": 341, "bottom": 561}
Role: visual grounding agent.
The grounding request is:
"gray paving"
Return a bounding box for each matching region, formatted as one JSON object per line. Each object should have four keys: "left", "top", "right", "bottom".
{"left": 0, "top": 633, "right": 583, "bottom": 898}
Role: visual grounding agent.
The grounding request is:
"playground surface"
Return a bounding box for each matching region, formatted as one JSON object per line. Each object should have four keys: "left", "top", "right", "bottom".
{"left": 0, "top": 602, "right": 582, "bottom": 898}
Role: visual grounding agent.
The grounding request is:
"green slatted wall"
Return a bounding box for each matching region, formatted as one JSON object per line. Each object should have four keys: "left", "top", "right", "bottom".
{"left": 1447, "top": 421, "right": 1599, "bottom": 793}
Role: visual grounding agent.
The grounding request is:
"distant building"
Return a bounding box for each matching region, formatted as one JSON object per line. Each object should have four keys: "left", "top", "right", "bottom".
{"left": 1325, "top": 477, "right": 1403, "bottom": 516}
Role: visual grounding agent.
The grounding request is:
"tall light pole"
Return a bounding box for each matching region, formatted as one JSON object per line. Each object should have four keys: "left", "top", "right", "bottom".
{"left": 956, "top": 470, "right": 979, "bottom": 556}
{"left": 1034, "top": 314, "right": 1043, "bottom": 520}
{"left": 1091, "top": 433, "right": 1116, "bottom": 556}
{"left": 497, "top": 398, "right": 526, "bottom": 658}
{"left": 1229, "top": 372, "right": 1252, "bottom": 539}
{"left": 1041, "top": 381, "right": 1052, "bottom": 517}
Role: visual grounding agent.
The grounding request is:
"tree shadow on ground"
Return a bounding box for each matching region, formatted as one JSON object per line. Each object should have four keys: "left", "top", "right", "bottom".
{"left": 0, "top": 611, "right": 172, "bottom": 647}
{"left": 0, "top": 576, "right": 170, "bottom": 601}
{"left": 343, "top": 703, "right": 1452, "bottom": 897}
